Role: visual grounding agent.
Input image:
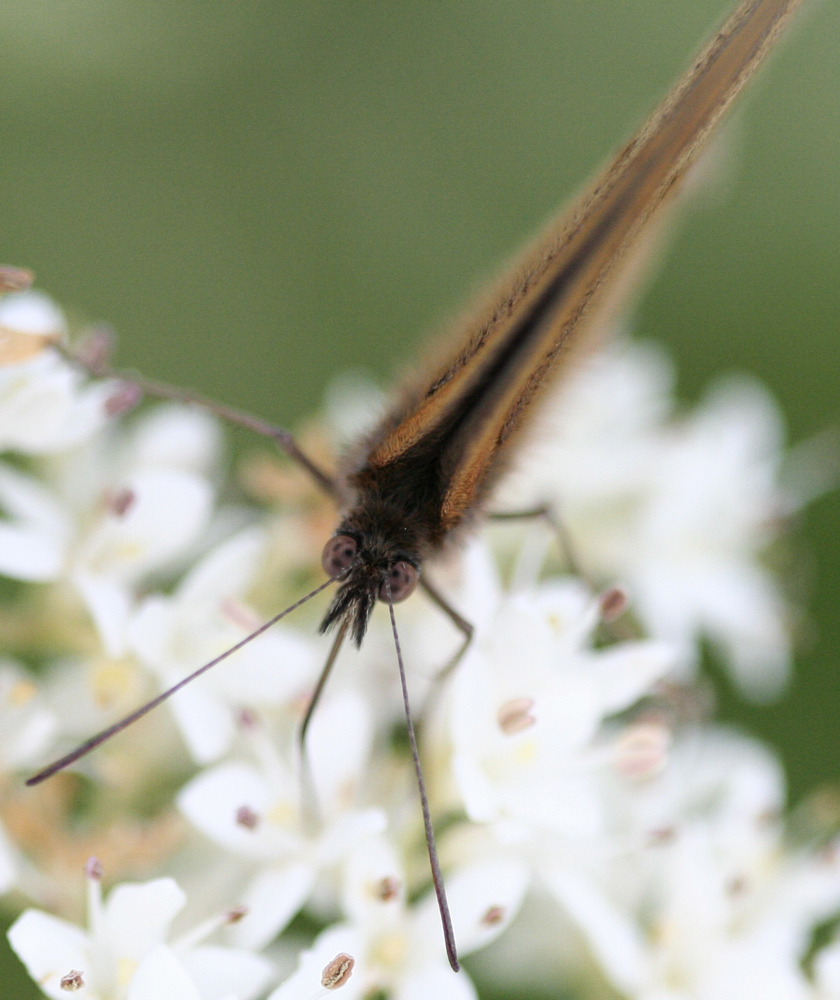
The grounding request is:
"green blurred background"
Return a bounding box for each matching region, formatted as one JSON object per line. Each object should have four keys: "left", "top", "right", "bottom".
{"left": 0, "top": 1, "right": 837, "bottom": 994}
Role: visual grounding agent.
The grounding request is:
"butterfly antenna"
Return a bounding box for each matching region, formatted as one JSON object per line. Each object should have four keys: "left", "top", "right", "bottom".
{"left": 26, "top": 575, "right": 338, "bottom": 786}
{"left": 298, "top": 616, "right": 350, "bottom": 832}
{"left": 384, "top": 577, "right": 460, "bottom": 973}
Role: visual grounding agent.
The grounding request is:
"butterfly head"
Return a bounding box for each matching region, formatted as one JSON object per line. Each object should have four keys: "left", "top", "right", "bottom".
{"left": 319, "top": 527, "right": 420, "bottom": 646}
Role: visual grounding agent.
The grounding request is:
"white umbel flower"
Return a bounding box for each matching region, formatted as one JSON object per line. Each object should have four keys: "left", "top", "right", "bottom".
{"left": 0, "top": 292, "right": 110, "bottom": 454}
{"left": 128, "top": 528, "right": 317, "bottom": 763}
{"left": 0, "top": 661, "right": 58, "bottom": 893}
{"left": 447, "top": 579, "right": 675, "bottom": 839}
{"left": 269, "top": 836, "right": 528, "bottom": 1000}
{"left": 544, "top": 730, "right": 840, "bottom": 1000}
{"left": 177, "top": 691, "right": 385, "bottom": 951}
{"left": 7, "top": 864, "right": 272, "bottom": 1000}
{"left": 496, "top": 339, "right": 800, "bottom": 700}
{"left": 0, "top": 404, "right": 217, "bottom": 655}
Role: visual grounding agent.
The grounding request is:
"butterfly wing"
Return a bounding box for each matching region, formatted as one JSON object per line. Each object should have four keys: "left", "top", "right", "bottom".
{"left": 361, "top": 0, "right": 802, "bottom": 537}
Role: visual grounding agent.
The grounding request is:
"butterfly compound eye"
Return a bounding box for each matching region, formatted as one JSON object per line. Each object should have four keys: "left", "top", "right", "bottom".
{"left": 379, "top": 561, "right": 418, "bottom": 603}
{"left": 321, "top": 535, "right": 358, "bottom": 579}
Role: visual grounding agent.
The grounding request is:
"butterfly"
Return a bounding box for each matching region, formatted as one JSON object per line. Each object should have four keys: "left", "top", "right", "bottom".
{"left": 27, "top": 0, "right": 804, "bottom": 971}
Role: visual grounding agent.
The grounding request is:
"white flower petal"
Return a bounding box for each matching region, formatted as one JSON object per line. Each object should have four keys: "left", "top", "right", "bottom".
{"left": 413, "top": 857, "right": 529, "bottom": 959}
{"left": 395, "top": 962, "right": 478, "bottom": 1000}
{"left": 0, "top": 522, "right": 65, "bottom": 580}
{"left": 342, "top": 836, "right": 406, "bottom": 927}
{"left": 0, "top": 290, "right": 66, "bottom": 336}
{"left": 127, "top": 595, "right": 175, "bottom": 667}
{"left": 0, "top": 462, "right": 68, "bottom": 529}
{"left": 76, "top": 468, "right": 213, "bottom": 583}
{"left": 268, "top": 924, "right": 365, "bottom": 1000}
{"left": 73, "top": 570, "right": 133, "bottom": 657}
{"left": 586, "top": 640, "right": 676, "bottom": 715}
{"left": 0, "top": 354, "right": 109, "bottom": 453}
{"left": 7, "top": 909, "right": 89, "bottom": 1000}
{"left": 127, "top": 944, "right": 201, "bottom": 1000}
{"left": 180, "top": 944, "right": 273, "bottom": 1000}
{"left": 815, "top": 940, "right": 840, "bottom": 996}
{"left": 306, "top": 690, "right": 373, "bottom": 816}
{"left": 104, "top": 878, "right": 186, "bottom": 960}
{"left": 0, "top": 662, "right": 58, "bottom": 768}
{"left": 128, "top": 404, "right": 221, "bottom": 476}
{"left": 168, "top": 681, "right": 236, "bottom": 764}
{"left": 542, "top": 865, "right": 649, "bottom": 995}
{"left": 227, "top": 865, "right": 315, "bottom": 951}
{"left": 177, "top": 762, "right": 284, "bottom": 859}
{"left": 176, "top": 528, "right": 266, "bottom": 610}
{"left": 0, "top": 464, "right": 68, "bottom": 579}
{"left": 211, "top": 629, "right": 315, "bottom": 706}
{"left": 0, "top": 821, "right": 20, "bottom": 893}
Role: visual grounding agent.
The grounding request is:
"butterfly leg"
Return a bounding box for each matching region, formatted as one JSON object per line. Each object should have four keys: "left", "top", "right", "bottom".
{"left": 489, "top": 506, "right": 633, "bottom": 636}
{"left": 489, "top": 504, "right": 584, "bottom": 577}
{"left": 417, "top": 576, "right": 474, "bottom": 719}
{"left": 59, "top": 342, "right": 338, "bottom": 497}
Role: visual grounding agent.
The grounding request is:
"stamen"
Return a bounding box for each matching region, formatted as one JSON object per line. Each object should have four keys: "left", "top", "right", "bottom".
{"left": 85, "top": 857, "right": 104, "bottom": 941}
{"left": 173, "top": 905, "right": 246, "bottom": 952}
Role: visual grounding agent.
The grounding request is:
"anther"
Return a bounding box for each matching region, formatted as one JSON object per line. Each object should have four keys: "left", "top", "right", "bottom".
{"left": 497, "top": 698, "right": 536, "bottom": 734}
{"left": 59, "top": 970, "right": 85, "bottom": 992}
{"left": 76, "top": 323, "right": 115, "bottom": 372}
{"left": 235, "top": 805, "right": 260, "bottom": 830}
{"left": 599, "top": 586, "right": 628, "bottom": 623}
{"left": 107, "top": 488, "right": 135, "bottom": 518}
{"left": 376, "top": 876, "right": 400, "bottom": 902}
{"left": 320, "top": 953, "right": 355, "bottom": 990}
{"left": 86, "top": 857, "right": 103, "bottom": 881}
{"left": 0, "top": 265, "right": 34, "bottom": 293}
{"left": 615, "top": 722, "right": 671, "bottom": 779}
{"left": 105, "top": 380, "right": 143, "bottom": 417}
{"left": 237, "top": 707, "right": 259, "bottom": 729}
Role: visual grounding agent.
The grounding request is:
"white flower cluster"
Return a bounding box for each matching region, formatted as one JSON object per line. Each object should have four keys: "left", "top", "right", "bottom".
{"left": 0, "top": 286, "right": 836, "bottom": 1000}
